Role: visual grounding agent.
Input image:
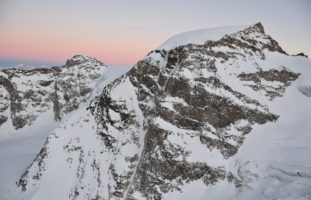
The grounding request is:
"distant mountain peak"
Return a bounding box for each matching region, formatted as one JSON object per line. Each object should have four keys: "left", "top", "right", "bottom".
{"left": 0, "top": 55, "right": 109, "bottom": 130}
{"left": 65, "top": 55, "right": 106, "bottom": 67}
{"left": 246, "top": 22, "right": 265, "bottom": 34}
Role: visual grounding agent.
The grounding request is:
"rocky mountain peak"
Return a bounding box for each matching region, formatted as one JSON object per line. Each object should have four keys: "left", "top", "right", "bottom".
{"left": 0, "top": 56, "right": 108, "bottom": 130}
{"left": 155, "top": 22, "right": 286, "bottom": 59}
{"left": 245, "top": 22, "right": 265, "bottom": 34}
{"left": 65, "top": 55, "right": 105, "bottom": 67}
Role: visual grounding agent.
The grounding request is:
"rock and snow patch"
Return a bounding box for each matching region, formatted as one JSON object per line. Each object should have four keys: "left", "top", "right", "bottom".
{"left": 0, "top": 63, "right": 131, "bottom": 200}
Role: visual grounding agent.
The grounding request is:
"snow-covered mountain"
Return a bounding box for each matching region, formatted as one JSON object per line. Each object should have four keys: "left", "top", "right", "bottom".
{"left": 0, "top": 55, "right": 109, "bottom": 130}
{"left": 0, "top": 56, "right": 131, "bottom": 199}
{"left": 1, "top": 23, "right": 311, "bottom": 200}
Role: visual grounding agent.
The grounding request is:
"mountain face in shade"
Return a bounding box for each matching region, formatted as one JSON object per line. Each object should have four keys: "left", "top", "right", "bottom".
{"left": 0, "top": 55, "right": 107, "bottom": 129}
{"left": 2, "top": 23, "right": 311, "bottom": 200}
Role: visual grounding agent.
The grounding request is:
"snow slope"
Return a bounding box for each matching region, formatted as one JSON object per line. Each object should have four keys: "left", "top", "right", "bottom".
{"left": 226, "top": 53, "right": 311, "bottom": 200}
{"left": 0, "top": 65, "right": 131, "bottom": 200}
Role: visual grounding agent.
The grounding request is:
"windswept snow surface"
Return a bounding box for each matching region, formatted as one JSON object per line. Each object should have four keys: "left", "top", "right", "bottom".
{"left": 0, "top": 66, "right": 131, "bottom": 200}
{"left": 226, "top": 53, "right": 311, "bottom": 200}
{"left": 158, "top": 25, "right": 247, "bottom": 50}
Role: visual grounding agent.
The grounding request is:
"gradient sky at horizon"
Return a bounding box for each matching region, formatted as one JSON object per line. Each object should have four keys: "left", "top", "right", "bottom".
{"left": 0, "top": 0, "right": 310, "bottom": 66}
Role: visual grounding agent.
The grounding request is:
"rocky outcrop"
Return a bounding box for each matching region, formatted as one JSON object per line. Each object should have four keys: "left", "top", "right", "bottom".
{"left": 0, "top": 75, "right": 24, "bottom": 128}
{"left": 295, "top": 52, "right": 308, "bottom": 58}
{"left": 0, "top": 55, "right": 107, "bottom": 129}
{"left": 238, "top": 68, "right": 300, "bottom": 99}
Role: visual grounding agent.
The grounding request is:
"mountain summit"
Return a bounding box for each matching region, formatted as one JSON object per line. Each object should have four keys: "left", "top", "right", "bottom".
{"left": 1, "top": 23, "right": 311, "bottom": 200}
{"left": 65, "top": 55, "right": 105, "bottom": 67}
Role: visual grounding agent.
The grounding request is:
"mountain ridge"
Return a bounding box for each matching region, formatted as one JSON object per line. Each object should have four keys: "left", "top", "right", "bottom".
{"left": 1, "top": 23, "right": 311, "bottom": 200}
{"left": 0, "top": 55, "right": 108, "bottom": 130}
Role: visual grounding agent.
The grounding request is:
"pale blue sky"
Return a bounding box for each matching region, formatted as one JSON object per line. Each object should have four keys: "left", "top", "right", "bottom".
{"left": 0, "top": 0, "right": 310, "bottom": 66}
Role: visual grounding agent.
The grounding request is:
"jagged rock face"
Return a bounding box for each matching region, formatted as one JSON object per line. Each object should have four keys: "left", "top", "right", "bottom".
{"left": 17, "top": 23, "right": 302, "bottom": 200}
{"left": 238, "top": 69, "right": 299, "bottom": 99}
{"left": 123, "top": 23, "right": 298, "bottom": 199}
{"left": 0, "top": 55, "right": 107, "bottom": 129}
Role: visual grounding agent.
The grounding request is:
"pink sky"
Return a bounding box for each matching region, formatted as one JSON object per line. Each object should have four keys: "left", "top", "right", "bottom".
{"left": 1, "top": 32, "right": 155, "bottom": 65}
{"left": 0, "top": 22, "right": 160, "bottom": 65}
{"left": 0, "top": 0, "right": 310, "bottom": 66}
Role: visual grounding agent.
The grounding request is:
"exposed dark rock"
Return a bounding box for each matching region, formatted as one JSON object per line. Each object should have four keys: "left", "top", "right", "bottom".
{"left": 0, "top": 75, "right": 24, "bottom": 128}
{"left": 127, "top": 125, "right": 227, "bottom": 199}
{"left": 238, "top": 68, "right": 300, "bottom": 99}
{"left": 0, "top": 115, "right": 7, "bottom": 126}
{"left": 52, "top": 82, "right": 61, "bottom": 121}
{"left": 38, "top": 80, "right": 54, "bottom": 87}
{"left": 295, "top": 52, "right": 308, "bottom": 58}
